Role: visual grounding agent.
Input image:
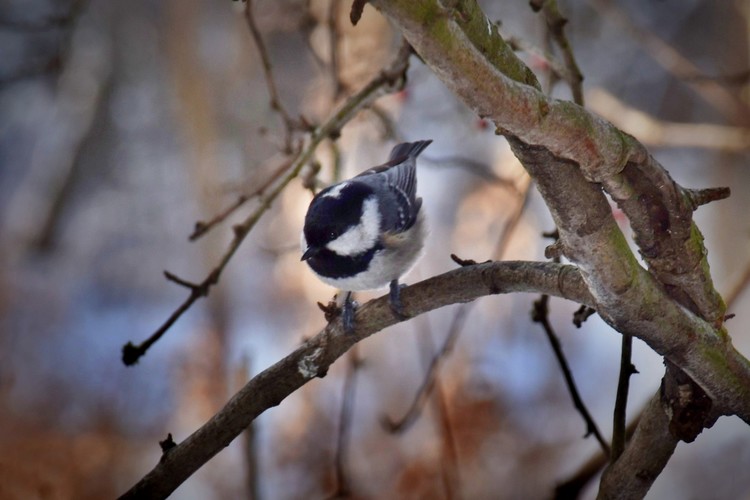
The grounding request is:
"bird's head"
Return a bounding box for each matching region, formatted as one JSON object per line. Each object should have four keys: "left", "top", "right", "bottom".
{"left": 301, "top": 181, "right": 381, "bottom": 261}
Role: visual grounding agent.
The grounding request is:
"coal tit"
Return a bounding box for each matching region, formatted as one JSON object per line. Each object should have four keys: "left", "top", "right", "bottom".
{"left": 301, "top": 140, "right": 431, "bottom": 332}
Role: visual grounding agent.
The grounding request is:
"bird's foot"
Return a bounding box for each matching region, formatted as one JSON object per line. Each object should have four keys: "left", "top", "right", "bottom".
{"left": 389, "top": 280, "right": 409, "bottom": 320}
{"left": 342, "top": 292, "right": 358, "bottom": 334}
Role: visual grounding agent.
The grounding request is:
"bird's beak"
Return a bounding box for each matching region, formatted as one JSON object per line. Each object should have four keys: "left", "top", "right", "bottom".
{"left": 301, "top": 246, "right": 319, "bottom": 261}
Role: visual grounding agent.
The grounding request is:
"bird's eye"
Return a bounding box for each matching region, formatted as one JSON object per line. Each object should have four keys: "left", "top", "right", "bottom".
{"left": 329, "top": 231, "right": 337, "bottom": 240}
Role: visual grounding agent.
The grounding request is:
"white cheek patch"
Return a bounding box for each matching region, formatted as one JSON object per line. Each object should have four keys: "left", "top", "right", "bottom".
{"left": 326, "top": 197, "right": 380, "bottom": 256}
{"left": 300, "top": 230, "right": 308, "bottom": 253}
{"left": 322, "top": 182, "right": 349, "bottom": 199}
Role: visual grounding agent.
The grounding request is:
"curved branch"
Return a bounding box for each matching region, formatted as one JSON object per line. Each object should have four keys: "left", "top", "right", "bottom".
{"left": 371, "top": 0, "right": 726, "bottom": 325}
{"left": 119, "top": 260, "right": 591, "bottom": 498}
{"left": 370, "top": 0, "right": 750, "bottom": 421}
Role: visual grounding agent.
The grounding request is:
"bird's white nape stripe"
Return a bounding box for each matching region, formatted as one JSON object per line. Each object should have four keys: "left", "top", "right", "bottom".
{"left": 322, "top": 182, "right": 349, "bottom": 199}
{"left": 326, "top": 196, "right": 380, "bottom": 256}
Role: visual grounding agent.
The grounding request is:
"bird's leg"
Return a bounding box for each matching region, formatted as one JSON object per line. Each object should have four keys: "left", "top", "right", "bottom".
{"left": 342, "top": 291, "right": 357, "bottom": 334}
{"left": 389, "top": 279, "right": 408, "bottom": 320}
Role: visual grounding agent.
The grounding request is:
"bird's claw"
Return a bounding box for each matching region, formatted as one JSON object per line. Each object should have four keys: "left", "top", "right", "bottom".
{"left": 342, "top": 292, "right": 358, "bottom": 334}
{"left": 389, "top": 280, "right": 409, "bottom": 320}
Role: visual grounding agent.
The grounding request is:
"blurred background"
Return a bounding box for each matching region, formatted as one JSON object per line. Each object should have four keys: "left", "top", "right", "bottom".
{"left": 0, "top": 0, "right": 749, "bottom": 498}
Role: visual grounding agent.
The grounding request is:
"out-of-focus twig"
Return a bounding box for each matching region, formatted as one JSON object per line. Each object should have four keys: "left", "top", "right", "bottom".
{"left": 588, "top": 0, "right": 750, "bottom": 125}
{"left": 532, "top": 293, "right": 611, "bottom": 456}
{"left": 328, "top": 0, "right": 345, "bottom": 99}
{"left": 589, "top": 89, "right": 750, "bottom": 152}
{"left": 424, "top": 155, "right": 518, "bottom": 187}
{"left": 189, "top": 158, "right": 294, "bottom": 241}
{"left": 122, "top": 40, "right": 414, "bottom": 365}
{"left": 530, "top": 0, "right": 584, "bottom": 105}
{"left": 382, "top": 305, "right": 470, "bottom": 433}
{"left": 429, "top": 338, "right": 462, "bottom": 500}
{"left": 244, "top": 0, "right": 298, "bottom": 152}
{"left": 492, "top": 173, "right": 532, "bottom": 260}
{"left": 724, "top": 261, "right": 750, "bottom": 310}
{"left": 329, "top": 347, "right": 361, "bottom": 499}
{"left": 235, "top": 357, "right": 259, "bottom": 500}
{"left": 505, "top": 34, "right": 574, "bottom": 91}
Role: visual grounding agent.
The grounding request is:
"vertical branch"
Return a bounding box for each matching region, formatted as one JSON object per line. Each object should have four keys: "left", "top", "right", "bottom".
{"left": 532, "top": 294, "right": 610, "bottom": 456}
{"left": 328, "top": 0, "right": 344, "bottom": 98}
{"left": 244, "top": 0, "right": 297, "bottom": 152}
{"left": 611, "top": 333, "right": 636, "bottom": 461}
{"left": 380, "top": 306, "right": 470, "bottom": 498}
{"left": 492, "top": 174, "right": 532, "bottom": 260}
{"left": 381, "top": 306, "right": 470, "bottom": 432}
{"left": 330, "top": 346, "right": 361, "bottom": 498}
{"left": 235, "top": 357, "right": 259, "bottom": 499}
{"left": 431, "top": 366, "right": 461, "bottom": 500}
{"left": 530, "top": 0, "right": 585, "bottom": 105}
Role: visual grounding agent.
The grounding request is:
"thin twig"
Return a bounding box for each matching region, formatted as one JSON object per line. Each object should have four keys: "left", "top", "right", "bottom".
{"left": 328, "top": 0, "right": 345, "bottom": 99}
{"left": 329, "top": 346, "right": 361, "bottom": 498}
{"left": 588, "top": 89, "right": 750, "bottom": 152}
{"left": 505, "top": 34, "right": 575, "bottom": 90}
{"left": 235, "top": 357, "right": 259, "bottom": 499}
{"left": 424, "top": 155, "right": 519, "bottom": 187}
{"left": 588, "top": 0, "right": 750, "bottom": 125}
{"left": 611, "top": 333, "right": 636, "bottom": 461}
{"left": 492, "top": 174, "right": 533, "bottom": 260}
{"left": 532, "top": 294, "right": 611, "bottom": 456}
{"left": 530, "top": 0, "right": 584, "bottom": 105}
{"left": 382, "top": 305, "right": 470, "bottom": 432}
{"left": 244, "top": 0, "right": 297, "bottom": 152}
{"left": 534, "top": 228, "right": 609, "bottom": 456}
{"left": 189, "top": 158, "right": 294, "bottom": 241}
{"left": 122, "top": 41, "right": 414, "bottom": 365}
{"left": 724, "top": 261, "right": 750, "bottom": 309}
{"left": 429, "top": 347, "right": 462, "bottom": 500}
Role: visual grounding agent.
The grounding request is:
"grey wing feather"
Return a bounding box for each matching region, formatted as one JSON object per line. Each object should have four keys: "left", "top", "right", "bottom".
{"left": 355, "top": 140, "right": 431, "bottom": 199}
{"left": 355, "top": 140, "right": 431, "bottom": 231}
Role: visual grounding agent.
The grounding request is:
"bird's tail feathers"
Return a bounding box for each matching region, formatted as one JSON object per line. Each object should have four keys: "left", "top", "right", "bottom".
{"left": 388, "top": 140, "right": 432, "bottom": 162}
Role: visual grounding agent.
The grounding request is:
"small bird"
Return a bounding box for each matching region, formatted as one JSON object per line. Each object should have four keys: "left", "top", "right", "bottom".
{"left": 301, "top": 140, "right": 431, "bottom": 332}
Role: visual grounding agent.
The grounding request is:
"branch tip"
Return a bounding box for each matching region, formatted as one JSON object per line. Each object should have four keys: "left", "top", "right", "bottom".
{"left": 573, "top": 304, "right": 596, "bottom": 328}
{"left": 164, "top": 270, "right": 200, "bottom": 290}
{"left": 317, "top": 300, "right": 340, "bottom": 322}
{"left": 122, "top": 342, "right": 143, "bottom": 366}
{"left": 350, "top": 0, "right": 368, "bottom": 26}
{"left": 450, "top": 253, "right": 490, "bottom": 267}
{"left": 160, "top": 433, "right": 177, "bottom": 454}
{"left": 685, "top": 186, "right": 731, "bottom": 210}
{"left": 544, "top": 240, "right": 565, "bottom": 260}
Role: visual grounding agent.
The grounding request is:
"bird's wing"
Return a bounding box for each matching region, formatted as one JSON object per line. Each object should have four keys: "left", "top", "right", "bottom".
{"left": 355, "top": 141, "right": 431, "bottom": 231}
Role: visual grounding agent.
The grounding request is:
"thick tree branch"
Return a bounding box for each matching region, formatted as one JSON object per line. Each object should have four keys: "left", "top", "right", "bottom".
{"left": 597, "top": 391, "right": 679, "bottom": 499}
{"left": 370, "top": 0, "right": 750, "bottom": 423}
{"left": 371, "top": 0, "right": 726, "bottom": 326}
{"left": 119, "top": 260, "right": 592, "bottom": 498}
{"left": 368, "top": 4, "right": 750, "bottom": 495}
